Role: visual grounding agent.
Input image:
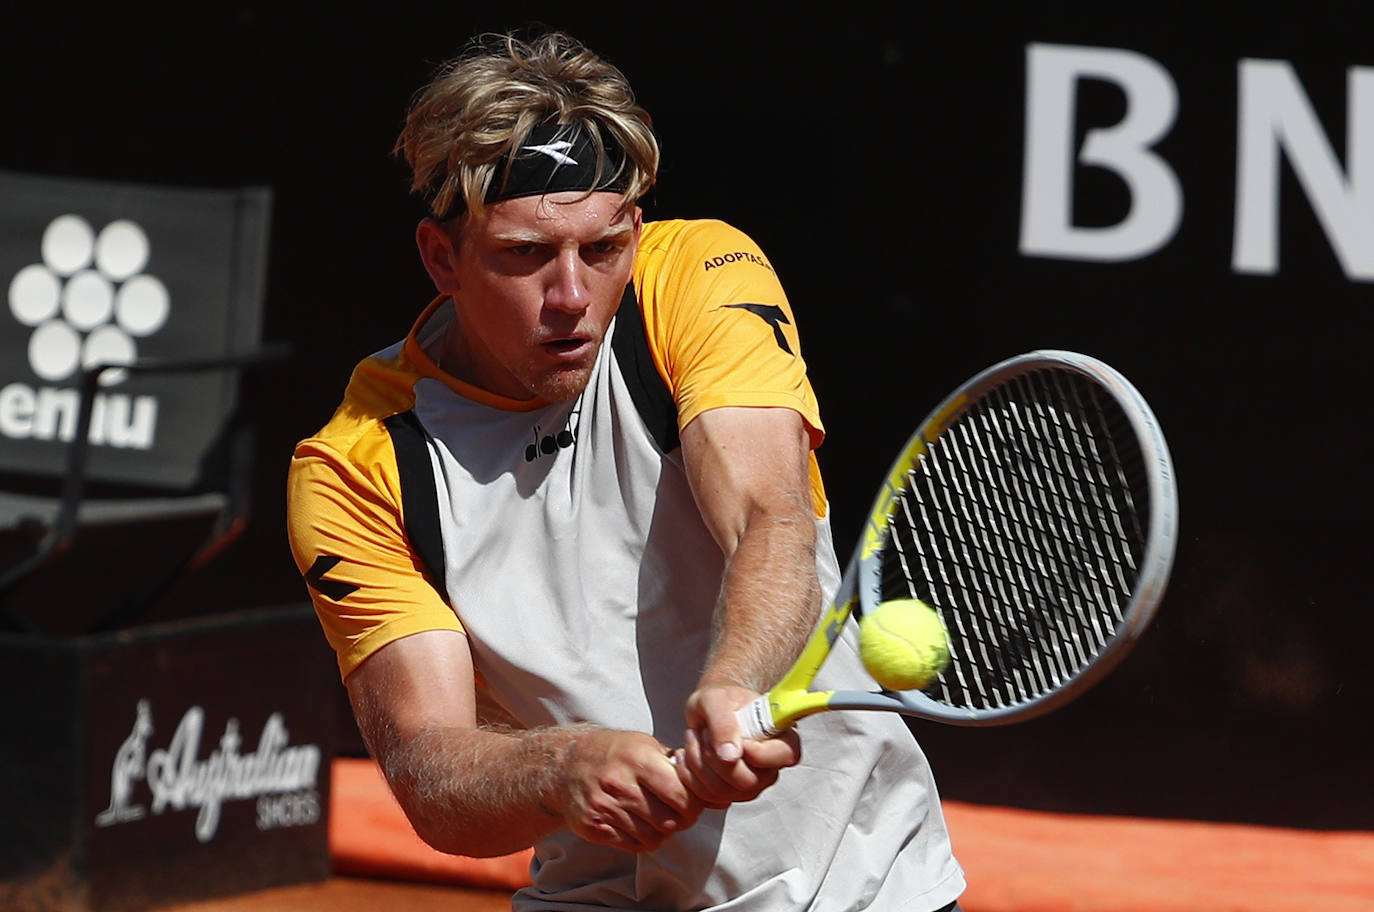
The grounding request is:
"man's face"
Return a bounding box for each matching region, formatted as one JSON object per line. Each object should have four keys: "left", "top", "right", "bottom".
{"left": 435, "top": 191, "right": 641, "bottom": 403}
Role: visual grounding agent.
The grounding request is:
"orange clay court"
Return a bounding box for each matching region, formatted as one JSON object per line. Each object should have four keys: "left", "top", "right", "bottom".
{"left": 162, "top": 757, "right": 1374, "bottom": 912}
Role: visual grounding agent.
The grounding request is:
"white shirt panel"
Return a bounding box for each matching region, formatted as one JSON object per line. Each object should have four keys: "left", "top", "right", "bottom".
{"left": 405, "top": 302, "right": 963, "bottom": 911}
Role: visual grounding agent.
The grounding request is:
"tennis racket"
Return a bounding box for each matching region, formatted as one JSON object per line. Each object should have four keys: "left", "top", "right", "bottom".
{"left": 736, "top": 350, "right": 1177, "bottom": 737}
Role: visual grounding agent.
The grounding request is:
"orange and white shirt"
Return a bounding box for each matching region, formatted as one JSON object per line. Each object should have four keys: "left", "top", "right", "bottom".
{"left": 287, "top": 219, "right": 964, "bottom": 912}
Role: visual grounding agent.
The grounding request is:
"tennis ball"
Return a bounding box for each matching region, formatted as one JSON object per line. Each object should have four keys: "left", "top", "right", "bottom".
{"left": 858, "top": 599, "right": 950, "bottom": 691}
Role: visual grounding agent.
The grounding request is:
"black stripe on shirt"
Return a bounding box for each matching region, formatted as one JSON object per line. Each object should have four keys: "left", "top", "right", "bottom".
{"left": 611, "top": 282, "right": 680, "bottom": 453}
{"left": 382, "top": 410, "right": 449, "bottom": 600}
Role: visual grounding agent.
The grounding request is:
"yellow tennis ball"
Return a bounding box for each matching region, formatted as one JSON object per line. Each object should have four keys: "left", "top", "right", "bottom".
{"left": 859, "top": 599, "right": 950, "bottom": 691}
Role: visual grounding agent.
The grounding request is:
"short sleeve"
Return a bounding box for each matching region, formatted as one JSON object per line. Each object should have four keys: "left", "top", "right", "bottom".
{"left": 287, "top": 433, "right": 463, "bottom": 681}
{"left": 635, "top": 220, "right": 824, "bottom": 448}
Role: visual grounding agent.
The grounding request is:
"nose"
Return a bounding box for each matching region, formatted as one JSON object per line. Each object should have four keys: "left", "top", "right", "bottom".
{"left": 544, "top": 249, "right": 590, "bottom": 314}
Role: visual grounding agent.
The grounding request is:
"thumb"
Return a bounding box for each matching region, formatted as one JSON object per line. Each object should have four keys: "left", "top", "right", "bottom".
{"left": 703, "top": 693, "right": 743, "bottom": 763}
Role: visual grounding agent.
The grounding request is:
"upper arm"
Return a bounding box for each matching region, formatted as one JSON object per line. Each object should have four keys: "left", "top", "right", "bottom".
{"left": 680, "top": 406, "right": 816, "bottom": 556}
{"left": 346, "top": 628, "right": 479, "bottom": 752}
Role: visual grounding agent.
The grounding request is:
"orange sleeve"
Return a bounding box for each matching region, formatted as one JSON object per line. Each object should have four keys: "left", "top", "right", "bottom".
{"left": 635, "top": 219, "right": 824, "bottom": 449}
{"left": 287, "top": 416, "right": 463, "bottom": 683}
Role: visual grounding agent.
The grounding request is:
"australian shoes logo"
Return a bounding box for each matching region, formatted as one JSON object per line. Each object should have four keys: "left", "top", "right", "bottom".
{"left": 95, "top": 700, "right": 323, "bottom": 843}
{"left": 2, "top": 214, "right": 169, "bottom": 449}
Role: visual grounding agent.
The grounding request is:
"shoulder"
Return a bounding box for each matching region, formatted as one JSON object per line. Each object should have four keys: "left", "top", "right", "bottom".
{"left": 632, "top": 219, "right": 786, "bottom": 330}
{"left": 294, "top": 339, "right": 428, "bottom": 462}
{"left": 636, "top": 219, "right": 777, "bottom": 275}
{"left": 287, "top": 344, "right": 430, "bottom": 528}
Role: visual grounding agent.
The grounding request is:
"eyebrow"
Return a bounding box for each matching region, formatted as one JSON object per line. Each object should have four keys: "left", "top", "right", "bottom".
{"left": 490, "top": 222, "right": 635, "bottom": 246}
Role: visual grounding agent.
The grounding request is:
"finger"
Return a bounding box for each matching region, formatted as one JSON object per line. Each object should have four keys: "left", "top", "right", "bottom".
{"left": 683, "top": 729, "right": 736, "bottom": 806}
{"left": 576, "top": 786, "right": 676, "bottom": 853}
{"left": 687, "top": 750, "right": 773, "bottom": 805}
{"left": 631, "top": 787, "right": 700, "bottom": 837}
{"left": 634, "top": 752, "right": 704, "bottom": 828}
{"left": 740, "top": 728, "right": 802, "bottom": 770}
{"left": 698, "top": 725, "right": 774, "bottom": 791}
{"left": 611, "top": 811, "right": 672, "bottom": 851}
{"left": 679, "top": 729, "right": 736, "bottom": 808}
{"left": 579, "top": 814, "right": 661, "bottom": 853}
{"left": 700, "top": 694, "right": 743, "bottom": 763}
{"left": 582, "top": 746, "right": 701, "bottom": 841}
{"left": 699, "top": 728, "right": 782, "bottom": 802}
{"left": 638, "top": 746, "right": 707, "bottom": 815}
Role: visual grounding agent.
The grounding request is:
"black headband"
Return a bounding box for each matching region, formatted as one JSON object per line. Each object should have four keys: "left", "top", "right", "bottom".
{"left": 439, "top": 122, "right": 629, "bottom": 220}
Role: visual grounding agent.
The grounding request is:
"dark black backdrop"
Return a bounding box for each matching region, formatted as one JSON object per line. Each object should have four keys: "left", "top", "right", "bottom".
{"left": 4, "top": 6, "right": 1369, "bottom": 830}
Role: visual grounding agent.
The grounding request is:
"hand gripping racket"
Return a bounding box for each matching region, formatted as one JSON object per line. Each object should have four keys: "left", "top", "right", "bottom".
{"left": 736, "top": 350, "right": 1178, "bottom": 737}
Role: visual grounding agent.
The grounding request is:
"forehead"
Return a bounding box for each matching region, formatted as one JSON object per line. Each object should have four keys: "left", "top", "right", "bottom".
{"left": 475, "top": 191, "right": 633, "bottom": 241}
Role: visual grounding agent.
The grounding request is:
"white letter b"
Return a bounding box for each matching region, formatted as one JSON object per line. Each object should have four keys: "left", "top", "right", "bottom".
{"left": 1020, "top": 43, "right": 1182, "bottom": 262}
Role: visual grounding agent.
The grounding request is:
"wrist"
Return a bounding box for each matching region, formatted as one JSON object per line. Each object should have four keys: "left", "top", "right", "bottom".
{"left": 697, "top": 668, "right": 767, "bottom": 696}
{"left": 526, "top": 724, "right": 598, "bottom": 819}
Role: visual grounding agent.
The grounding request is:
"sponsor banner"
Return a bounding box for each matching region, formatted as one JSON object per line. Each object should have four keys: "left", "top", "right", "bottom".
{"left": 0, "top": 171, "right": 269, "bottom": 488}
{"left": 94, "top": 701, "right": 324, "bottom": 844}
{"left": 0, "top": 607, "right": 336, "bottom": 909}
{"left": 76, "top": 609, "right": 335, "bottom": 883}
{"left": 1018, "top": 43, "right": 1373, "bottom": 281}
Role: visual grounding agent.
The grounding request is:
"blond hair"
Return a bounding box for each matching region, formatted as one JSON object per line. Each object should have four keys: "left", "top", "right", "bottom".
{"left": 395, "top": 31, "right": 658, "bottom": 219}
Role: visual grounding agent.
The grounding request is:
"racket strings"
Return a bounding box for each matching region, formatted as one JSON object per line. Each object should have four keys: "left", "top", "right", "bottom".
{"left": 880, "top": 368, "right": 1149, "bottom": 712}
{"left": 1017, "top": 375, "right": 1120, "bottom": 661}
{"left": 894, "top": 459, "right": 1025, "bottom": 708}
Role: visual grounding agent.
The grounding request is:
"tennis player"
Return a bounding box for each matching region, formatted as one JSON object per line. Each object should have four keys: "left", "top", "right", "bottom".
{"left": 287, "top": 30, "right": 964, "bottom": 911}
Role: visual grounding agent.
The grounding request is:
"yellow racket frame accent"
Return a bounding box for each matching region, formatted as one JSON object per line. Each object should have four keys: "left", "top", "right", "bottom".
{"left": 763, "top": 597, "right": 853, "bottom": 727}
{"left": 861, "top": 394, "right": 967, "bottom": 560}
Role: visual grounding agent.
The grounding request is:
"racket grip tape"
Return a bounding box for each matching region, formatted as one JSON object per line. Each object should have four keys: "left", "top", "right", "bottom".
{"left": 735, "top": 696, "right": 781, "bottom": 739}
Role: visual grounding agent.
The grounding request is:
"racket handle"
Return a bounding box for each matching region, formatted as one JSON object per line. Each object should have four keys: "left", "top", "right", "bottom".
{"left": 736, "top": 696, "right": 780, "bottom": 739}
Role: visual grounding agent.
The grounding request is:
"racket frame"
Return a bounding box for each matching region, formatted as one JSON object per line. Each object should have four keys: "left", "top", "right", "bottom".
{"left": 737, "top": 350, "right": 1177, "bottom": 736}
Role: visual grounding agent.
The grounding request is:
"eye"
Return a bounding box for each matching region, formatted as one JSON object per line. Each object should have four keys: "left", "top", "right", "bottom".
{"left": 586, "top": 239, "right": 622, "bottom": 257}
{"left": 509, "top": 244, "right": 538, "bottom": 257}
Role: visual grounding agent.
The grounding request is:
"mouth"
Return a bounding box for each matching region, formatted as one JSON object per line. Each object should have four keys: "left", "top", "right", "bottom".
{"left": 541, "top": 335, "right": 595, "bottom": 360}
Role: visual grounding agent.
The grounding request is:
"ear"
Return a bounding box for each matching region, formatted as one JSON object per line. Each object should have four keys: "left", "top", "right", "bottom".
{"left": 415, "top": 219, "right": 462, "bottom": 295}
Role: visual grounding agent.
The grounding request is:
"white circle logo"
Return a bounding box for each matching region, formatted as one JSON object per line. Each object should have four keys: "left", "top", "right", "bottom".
{"left": 95, "top": 220, "right": 150, "bottom": 281}
{"left": 8, "top": 215, "right": 170, "bottom": 386}
{"left": 42, "top": 215, "right": 95, "bottom": 276}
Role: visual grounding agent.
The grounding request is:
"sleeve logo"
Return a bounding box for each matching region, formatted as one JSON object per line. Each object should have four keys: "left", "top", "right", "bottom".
{"left": 723, "top": 303, "right": 794, "bottom": 355}
{"left": 305, "top": 554, "right": 360, "bottom": 601}
{"left": 702, "top": 250, "right": 774, "bottom": 272}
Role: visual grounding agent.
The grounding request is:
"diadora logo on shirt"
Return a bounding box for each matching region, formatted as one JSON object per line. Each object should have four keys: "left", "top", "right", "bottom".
{"left": 525, "top": 398, "right": 583, "bottom": 462}
{"left": 723, "top": 302, "right": 795, "bottom": 355}
{"left": 1, "top": 214, "right": 168, "bottom": 449}
{"left": 526, "top": 423, "right": 576, "bottom": 461}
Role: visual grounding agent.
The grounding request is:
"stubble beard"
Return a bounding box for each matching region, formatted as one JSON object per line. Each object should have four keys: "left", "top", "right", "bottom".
{"left": 521, "top": 332, "right": 600, "bottom": 403}
{"left": 530, "top": 365, "right": 594, "bottom": 403}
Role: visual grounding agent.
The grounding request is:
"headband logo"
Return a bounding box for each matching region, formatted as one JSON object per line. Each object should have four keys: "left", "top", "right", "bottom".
{"left": 439, "top": 124, "right": 630, "bottom": 219}
{"left": 522, "top": 141, "right": 578, "bottom": 166}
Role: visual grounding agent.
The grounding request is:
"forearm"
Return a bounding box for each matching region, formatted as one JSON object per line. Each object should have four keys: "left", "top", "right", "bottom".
{"left": 702, "top": 503, "right": 820, "bottom": 692}
{"left": 346, "top": 629, "right": 699, "bottom": 857}
{"left": 375, "top": 719, "right": 587, "bottom": 857}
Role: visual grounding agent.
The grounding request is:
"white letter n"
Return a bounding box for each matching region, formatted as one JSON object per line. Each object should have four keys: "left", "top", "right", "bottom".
{"left": 1234, "top": 60, "right": 1374, "bottom": 281}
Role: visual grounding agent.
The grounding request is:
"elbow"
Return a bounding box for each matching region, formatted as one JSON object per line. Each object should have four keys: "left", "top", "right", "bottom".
{"left": 729, "top": 498, "right": 816, "bottom": 554}
{"left": 404, "top": 804, "right": 531, "bottom": 858}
